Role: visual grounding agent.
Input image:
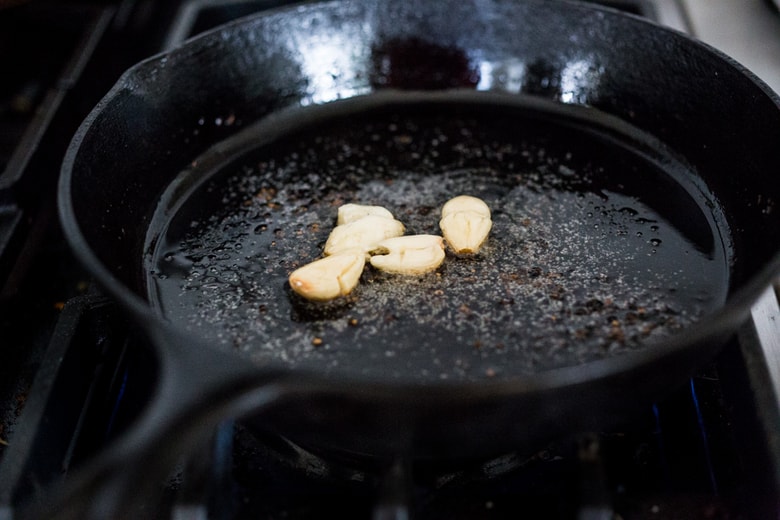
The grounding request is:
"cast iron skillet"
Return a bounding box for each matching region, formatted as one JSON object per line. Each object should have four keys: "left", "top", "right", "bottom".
{"left": 46, "top": 0, "right": 780, "bottom": 517}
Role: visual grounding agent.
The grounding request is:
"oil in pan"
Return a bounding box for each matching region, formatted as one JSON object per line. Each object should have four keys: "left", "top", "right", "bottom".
{"left": 146, "top": 91, "right": 731, "bottom": 383}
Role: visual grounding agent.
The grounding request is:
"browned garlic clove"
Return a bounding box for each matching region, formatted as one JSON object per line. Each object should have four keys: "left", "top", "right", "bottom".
{"left": 288, "top": 252, "right": 365, "bottom": 301}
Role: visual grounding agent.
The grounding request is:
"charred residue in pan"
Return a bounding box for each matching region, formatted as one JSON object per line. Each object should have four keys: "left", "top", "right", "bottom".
{"left": 147, "top": 93, "right": 730, "bottom": 382}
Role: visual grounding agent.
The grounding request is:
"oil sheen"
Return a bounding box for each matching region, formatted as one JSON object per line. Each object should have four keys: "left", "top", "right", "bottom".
{"left": 146, "top": 92, "right": 731, "bottom": 382}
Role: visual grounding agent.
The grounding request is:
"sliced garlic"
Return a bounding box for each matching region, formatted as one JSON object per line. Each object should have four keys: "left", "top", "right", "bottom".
{"left": 439, "top": 195, "right": 492, "bottom": 254}
{"left": 369, "top": 234, "right": 445, "bottom": 275}
{"left": 324, "top": 214, "right": 405, "bottom": 256}
{"left": 288, "top": 252, "right": 366, "bottom": 301}
{"left": 337, "top": 203, "right": 395, "bottom": 225}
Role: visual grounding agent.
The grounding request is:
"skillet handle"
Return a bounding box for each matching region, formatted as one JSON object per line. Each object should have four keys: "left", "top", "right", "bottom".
{"left": 21, "top": 323, "right": 294, "bottom": 520}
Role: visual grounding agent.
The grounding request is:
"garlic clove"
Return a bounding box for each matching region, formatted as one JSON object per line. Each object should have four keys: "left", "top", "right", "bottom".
{"left": 369, "top": 234, "right": 445, "bottom": 275}
{"left": 324, "top": 214, "right": 405, "bottom": 256}
{"left": 440, "top": 211, "right": 492, "bottom": 254}
{"left": 288, "top": 252, "right": 365, "bottom": 301}
{"left": 439, "top": 195, "right": 492, "bottom": 254}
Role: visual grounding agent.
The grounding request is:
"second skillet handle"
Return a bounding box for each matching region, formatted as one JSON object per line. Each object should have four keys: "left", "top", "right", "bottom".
{"left": 23, "top": 320, "right": 294, "bottom": 520}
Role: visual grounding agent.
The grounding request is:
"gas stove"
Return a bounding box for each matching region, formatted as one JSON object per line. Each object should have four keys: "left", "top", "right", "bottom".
{"left": 1, "top": 1, "right": 779, "bottom": 519}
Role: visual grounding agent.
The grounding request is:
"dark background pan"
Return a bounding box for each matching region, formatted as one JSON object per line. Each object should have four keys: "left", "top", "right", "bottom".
{"left": 51, "top": 0, "right": 780, "bottom": 517}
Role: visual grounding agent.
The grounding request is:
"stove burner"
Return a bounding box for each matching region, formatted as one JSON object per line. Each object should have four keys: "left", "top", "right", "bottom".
{"left": 196, "top": 404, "right": 744, "bottom": 519}
{"left": 234, "top": 425, "right": 548, "bottom": 488}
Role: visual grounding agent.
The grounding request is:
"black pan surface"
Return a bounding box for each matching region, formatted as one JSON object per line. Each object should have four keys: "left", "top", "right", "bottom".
{"left": 146, "top": 92, "right": 731, "bottom": 383}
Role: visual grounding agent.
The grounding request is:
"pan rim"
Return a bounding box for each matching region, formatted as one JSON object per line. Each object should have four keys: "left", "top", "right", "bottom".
{"left": 58, "top": 0, "right": 780, "bottom": 395}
